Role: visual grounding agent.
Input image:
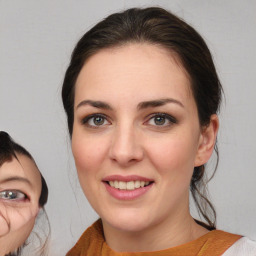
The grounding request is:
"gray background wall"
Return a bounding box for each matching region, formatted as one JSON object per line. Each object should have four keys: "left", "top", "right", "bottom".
{"left": 0, "top": 0, "right": 255, "bottom": 255}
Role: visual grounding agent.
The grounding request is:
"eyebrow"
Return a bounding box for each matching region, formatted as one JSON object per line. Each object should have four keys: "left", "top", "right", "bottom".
{"left": 76, "top": 100, "right": 112, "bottom": 110}
{"left": 76, "top": 98, "right": 184, "bottom": 111}
{"left": 0, "top": 176, "right": 33, "bottom": 187}
{"left": 137, "top": 98, "right": 184, "bottom": 110}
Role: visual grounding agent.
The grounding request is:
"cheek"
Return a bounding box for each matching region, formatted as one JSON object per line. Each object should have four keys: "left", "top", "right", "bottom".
{"left": 4, "top": 205, "right": 39, "bottom": 232}
{"left": 72, "top": 131, "right": 114, "bottom": 211}
{"left": 72, "top": 133, "right": 108, "bottom": 175}
{"left": 16, "top": 215, "right": 36, "bottom": 235}
{"left": 71, "top": 133, "right": 110, "bottom": 202}
{"left": 0, "top": 206, "right": 9, "bottom": 236}
{"left": 2, "top": 216, "right": 37, "bottom": 254}
{"left": 147, "top": 134, "right": 199, "bottom": 177}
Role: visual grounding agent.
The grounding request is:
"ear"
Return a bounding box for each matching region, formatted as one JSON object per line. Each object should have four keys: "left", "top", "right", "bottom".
{"left": 194, "top": 114, "right": 219, "bottom": 167}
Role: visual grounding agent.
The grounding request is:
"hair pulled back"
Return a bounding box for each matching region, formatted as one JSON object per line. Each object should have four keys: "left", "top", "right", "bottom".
{"left": 62, "top": 7, "right": 222, "bottom": 230}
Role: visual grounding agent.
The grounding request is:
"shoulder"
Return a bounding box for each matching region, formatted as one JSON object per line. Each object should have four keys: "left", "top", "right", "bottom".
{"left": 222, "top": 237, "right": 256, "bottom": 256}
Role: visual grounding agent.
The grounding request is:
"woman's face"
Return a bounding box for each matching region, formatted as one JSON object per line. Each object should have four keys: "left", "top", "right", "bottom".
{"left": 72, "top": 43, "right": 215, "bottom": 234}
{"left": 0, "top": 154, "right": 42, "bottom": 255}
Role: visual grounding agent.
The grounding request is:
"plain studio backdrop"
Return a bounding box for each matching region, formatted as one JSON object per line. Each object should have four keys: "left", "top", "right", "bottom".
{"left": 0, "top": 0, "right": 255, "bottom": 255}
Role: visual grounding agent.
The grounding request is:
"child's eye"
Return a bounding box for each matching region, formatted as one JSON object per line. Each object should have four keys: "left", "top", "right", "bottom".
{"left": 82, "top": 114, "right": 111, "bottom": 128}
{"left": 146, "top": 113, "right": 177, "bottom": 127}
{"left": 0, "top": 190, "right": 27, "bottom": 201}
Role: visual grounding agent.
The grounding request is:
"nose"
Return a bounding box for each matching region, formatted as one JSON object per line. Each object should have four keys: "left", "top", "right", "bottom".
{"left": 109, "top": 123, "right": 144, "bottom": 167}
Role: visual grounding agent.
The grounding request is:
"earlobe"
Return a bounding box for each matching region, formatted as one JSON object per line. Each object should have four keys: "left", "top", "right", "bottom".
{"left": 194, "top": 114, "right": 219, "bottom": 167}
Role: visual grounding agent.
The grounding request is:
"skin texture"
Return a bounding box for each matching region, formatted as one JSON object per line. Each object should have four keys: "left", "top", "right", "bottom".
{"left": 0, "top": 154, "right": 42, "bottom": 255}
{"left": 72, "top": 43, "right": 219, "bottom": 252}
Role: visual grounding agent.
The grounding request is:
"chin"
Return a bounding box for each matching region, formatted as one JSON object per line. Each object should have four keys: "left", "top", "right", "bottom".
{"left": 102, "top": 209, "right": 154, "bottom": 233}
{"left": 110, "top": 220, "right": 150, "bottom": 233}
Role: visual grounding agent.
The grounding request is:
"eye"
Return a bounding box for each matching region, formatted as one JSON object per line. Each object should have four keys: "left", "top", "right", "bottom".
{"left": 0, "top": 190, "right": 27, "bottom": 201}
{"left": 82, "top": 114, "right": 111, "bottom": 128}
{"left": 146, "top": 113, "right": 177, "bottom": 127}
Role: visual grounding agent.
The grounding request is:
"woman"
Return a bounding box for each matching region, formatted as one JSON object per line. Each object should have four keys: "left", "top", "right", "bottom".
{"left": 62, "top": 7, "right": 256, "bottom": 255}
{"left": 0, "top": 131, "right": 48, "bottom": 256}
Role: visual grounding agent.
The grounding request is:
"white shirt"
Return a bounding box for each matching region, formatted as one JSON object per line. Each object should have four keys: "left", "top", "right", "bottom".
{"left": 222, "top": 237, "right": 256, "bottom": 256}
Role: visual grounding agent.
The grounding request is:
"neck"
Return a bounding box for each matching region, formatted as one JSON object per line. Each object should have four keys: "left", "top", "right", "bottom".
{"left": 102, "top": 205, "right": 208, "bottom": 252}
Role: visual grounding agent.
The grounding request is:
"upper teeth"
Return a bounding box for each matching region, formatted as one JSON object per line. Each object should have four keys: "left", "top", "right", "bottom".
{"left": 109, "top": 180, "right": 150, "bottom": 190}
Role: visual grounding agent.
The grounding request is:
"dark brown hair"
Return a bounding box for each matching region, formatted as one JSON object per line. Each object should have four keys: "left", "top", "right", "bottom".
{"left": 62, "top": 7, "right": 222, "bottom": 229}
{"left": 0, "top": 131, "right": 49, "bottom": 255}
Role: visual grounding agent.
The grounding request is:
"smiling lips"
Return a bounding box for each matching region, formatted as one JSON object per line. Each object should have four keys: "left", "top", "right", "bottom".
{"left": 109, "top": 180, "right": 150, "bottom": 190}
{"left": 103, "top": 175, "right": 154, "bottom": 200}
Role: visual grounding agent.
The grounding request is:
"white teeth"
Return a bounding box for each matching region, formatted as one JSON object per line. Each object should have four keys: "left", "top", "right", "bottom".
{"left": 135, "top": 180, "right": 141, "bottom": 188}
{"left": 114, "top": 180, "right": 119, "bottom": 188}
{"left": 119, "top": 181, "right": 126, "bottom": 190}
{"left": 127, "top": 181, "right": 134, "bottom": 190}
{"left": 108, "top": 180, "right": 151, "bottom": 190}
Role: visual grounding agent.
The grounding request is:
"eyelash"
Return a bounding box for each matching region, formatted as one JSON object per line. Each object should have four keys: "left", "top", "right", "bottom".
{"left": 0, "top": 190, "right": 28, "bottom": 201}
{"left": 81, "top": 114, "right": 110, "bottom": 128}
{"left": 145, "top": 113, "right": 177, "bottom": 127}
{"left": 81, "top": 112, "right": 177, "bottom": 129}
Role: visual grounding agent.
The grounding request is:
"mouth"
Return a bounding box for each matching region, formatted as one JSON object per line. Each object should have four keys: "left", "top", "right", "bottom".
{"left": 106, "top": 180, "right": 153, "bottom": 190}
{"left": 102, "top": 175, "right": 154, "bottom": 200}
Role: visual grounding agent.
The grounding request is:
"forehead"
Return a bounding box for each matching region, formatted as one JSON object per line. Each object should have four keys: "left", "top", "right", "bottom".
{"left": 0, "top": 154, "right": 42, "bottom": 191}
{"left": 75, "top": 43, "right": 193, "bottom": 104}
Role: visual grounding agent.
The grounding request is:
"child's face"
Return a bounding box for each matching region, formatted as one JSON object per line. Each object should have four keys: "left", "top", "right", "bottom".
{"left": 0, "top": 154, "right": 42, "bottom": 255}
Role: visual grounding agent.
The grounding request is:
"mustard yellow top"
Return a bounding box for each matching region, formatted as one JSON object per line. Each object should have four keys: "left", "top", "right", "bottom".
{"left": 66, "top": 219, "right": 241, "bottom": 256}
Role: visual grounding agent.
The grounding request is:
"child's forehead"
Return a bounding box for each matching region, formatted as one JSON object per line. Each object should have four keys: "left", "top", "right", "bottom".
{"left": 0, "top": 154, "right": 41, "bottom": 191}
{"left": 0, "top": 157, "right": 24, "bottom": 177}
